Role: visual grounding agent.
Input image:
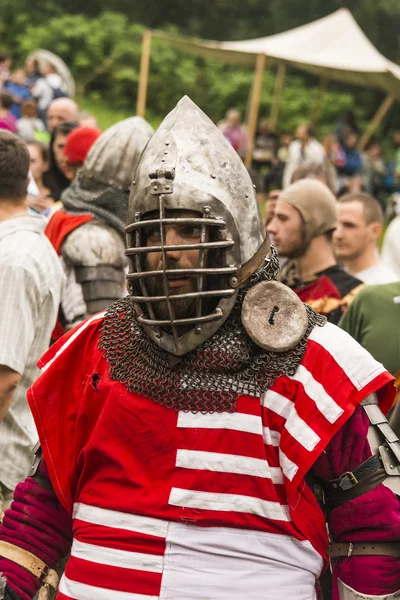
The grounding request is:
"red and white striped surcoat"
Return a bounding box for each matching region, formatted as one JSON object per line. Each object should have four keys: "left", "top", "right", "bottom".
{"left": 28, "top": 314, "right": 394, "bottom": 600}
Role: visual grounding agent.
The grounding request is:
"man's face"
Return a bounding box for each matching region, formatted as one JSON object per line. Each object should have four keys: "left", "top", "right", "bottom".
{"left": 267, "top": 200, "right": 304, "bottom": 257}
{"left": 296, "top": 124, "right": 308, "bottom": 141}
{"left": 226, "top": 110, "right": 240, "bottom": 128}
{"left": 47, "top": 103, "right": 76, "bottom": 134}
{"left": 345, "top": 133, "right": 358, "bottom": 149}
{"left": 144, "top": 210, "right": 203, "bottom": 319}
{"left": 333, "top": 201, "right": 380, "bottom": 261}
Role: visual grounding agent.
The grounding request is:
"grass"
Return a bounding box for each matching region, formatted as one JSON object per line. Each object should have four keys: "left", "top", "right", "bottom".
{"left": 76, "top": 95, "right": 161, "bottom": 131}
{"left": 76, "top": 95, "right": 134, "bottom": 130}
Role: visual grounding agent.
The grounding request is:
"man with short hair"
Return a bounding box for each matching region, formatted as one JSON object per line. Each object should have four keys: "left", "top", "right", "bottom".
{"left": 46, "top": 98, "right": 79, "bottom": 134}
{"left": 0, "top": 98, "right": 399, "bottom": 600}
{"left": 220, "top": 108, "right": 248, "bottom": 156}
{"left": 0, "top": 131, "right": 64, "bottom": 511}
{"left": 333, "top": 192, "right": 398, "bottom": 285}
{"left": 282, "top": 124, "right": 325, "bottom": 188}
{"left": 268, "top": 179, "right": 362, "bottom": 323}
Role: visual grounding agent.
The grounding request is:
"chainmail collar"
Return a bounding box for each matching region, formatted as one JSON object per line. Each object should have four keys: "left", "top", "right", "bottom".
{"left": 61, "top": 171, "right": 129, "bottom": 236}
{"left": 99, "top": 248, "right": 326, "bottom": 413}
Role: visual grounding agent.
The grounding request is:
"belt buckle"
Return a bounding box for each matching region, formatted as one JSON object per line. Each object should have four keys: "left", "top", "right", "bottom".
{"left": 341, "top": 471, "right": 358, "bottom": 487}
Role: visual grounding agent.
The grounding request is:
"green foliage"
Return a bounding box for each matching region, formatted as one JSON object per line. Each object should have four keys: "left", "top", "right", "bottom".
{"left": 1, "top": 4, "right": 399, "bottom": 132}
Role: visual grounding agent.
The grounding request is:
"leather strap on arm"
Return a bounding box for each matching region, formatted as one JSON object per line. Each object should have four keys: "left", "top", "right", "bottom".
{"left": 0, "top": 541, "right": 58, "bottom": 590}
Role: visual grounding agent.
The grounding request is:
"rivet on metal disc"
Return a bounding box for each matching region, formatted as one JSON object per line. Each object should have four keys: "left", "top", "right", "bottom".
{"left": 161, "top": 159, "right": 165, "bottom": 163}
{"left": 245, "top": 194, "right": 249, "bottom": 198}
{"left": 230, "top": 276, "right": 238, "bottom": 286}
{"left": 165, "top": 142, "right": 170, "bottom": 146}
{"left": 154, "top": 185, "right": 158, "bottom": 190}
{"left": 132, "top": 180, "right": 136, "bottom": 185}
{"left": 195, "top": 325, "right": 202, "bottom": 333}
{"left": 253, "top": 184, "right": 256, "bottom": 189}
{"left": 164, "top": 151, "right": 168, "bottom": 155}
{"left": 211, "top": 174, "right": 216, "bottom": 179}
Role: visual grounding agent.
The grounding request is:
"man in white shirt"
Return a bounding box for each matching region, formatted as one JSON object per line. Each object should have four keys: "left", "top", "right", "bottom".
{"left": 381, "top": 198, "right": 400, "bottom": 280}
{"left": 282, "top": 124, "right": 325, "bottom": 188}
{"left": 0, "top": 131, "right": 64, "bottom": 511}
{"left": 333, "top": 192, "right": 398, "bottom": 285}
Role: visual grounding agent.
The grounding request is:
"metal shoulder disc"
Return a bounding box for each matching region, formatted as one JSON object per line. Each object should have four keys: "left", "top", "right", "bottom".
{"left": 241, "top": 280, "right": 308, "bottom": 352}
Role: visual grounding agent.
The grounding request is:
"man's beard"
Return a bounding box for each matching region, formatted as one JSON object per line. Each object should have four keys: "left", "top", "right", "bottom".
{"left": 145, "top": 260, "right": 197, "bottom": 321}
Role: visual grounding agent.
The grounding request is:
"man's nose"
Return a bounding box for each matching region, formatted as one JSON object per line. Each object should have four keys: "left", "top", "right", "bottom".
{"left": 333, "top": 226, "right": 343, "bottom": 240}
{"left": 164, "top": 227, "right": 183, "bottom": 260}
{"left": 267, "top": 219, "right": 277, "bottom": 235}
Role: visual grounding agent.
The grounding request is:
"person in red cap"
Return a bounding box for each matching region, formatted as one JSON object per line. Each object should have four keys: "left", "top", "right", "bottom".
{"left": 62, "top": 125, "right": 101, "bottom": 181}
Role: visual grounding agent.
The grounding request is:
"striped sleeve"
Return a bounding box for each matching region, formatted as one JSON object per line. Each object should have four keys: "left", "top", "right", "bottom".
{"left": 265, "top": 322, "right": 395, "bottom": 489}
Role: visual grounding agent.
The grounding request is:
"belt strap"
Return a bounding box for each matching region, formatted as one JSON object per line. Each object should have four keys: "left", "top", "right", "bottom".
{"left": 325, "top": 453, "right": 387, "bottom": 506}
{"left": 0, "top": 541, "right": 58, "bottom": 589}
{"left": 328, "top": 542, "right": 400, "bottom": 558}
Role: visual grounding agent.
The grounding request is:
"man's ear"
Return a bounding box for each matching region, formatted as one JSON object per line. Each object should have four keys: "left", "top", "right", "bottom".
{"left": 370, "top": 221, "right": 382, "bottom": 240}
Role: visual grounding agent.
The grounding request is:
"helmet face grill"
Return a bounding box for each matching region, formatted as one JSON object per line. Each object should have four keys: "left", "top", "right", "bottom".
{"left": 125, "top": 196, "right": 239, "bottom": 355}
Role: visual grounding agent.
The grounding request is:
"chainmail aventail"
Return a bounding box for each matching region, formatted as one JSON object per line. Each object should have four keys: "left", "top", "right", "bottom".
{"left": 99, "top": 248, "right": 326, "bottom": 413}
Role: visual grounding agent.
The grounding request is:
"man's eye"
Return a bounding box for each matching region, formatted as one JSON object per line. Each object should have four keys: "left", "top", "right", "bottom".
{"left": 181, "top": 225, "right": 202, "bottom": 238}
{"left": 146, "top": 228, "right": 161, "bottom": 241}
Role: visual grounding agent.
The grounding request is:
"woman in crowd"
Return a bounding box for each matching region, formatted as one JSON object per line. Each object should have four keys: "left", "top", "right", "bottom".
{"left": 26, "top": 141, "right": 57, "bottom": 215}
{"left": 43, "top": 120, "right": 78, "bottom": 200}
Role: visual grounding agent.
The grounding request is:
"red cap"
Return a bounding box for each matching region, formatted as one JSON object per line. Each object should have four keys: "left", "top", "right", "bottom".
{"left": 63, "top": 126, "right": 101, "bottom": 166}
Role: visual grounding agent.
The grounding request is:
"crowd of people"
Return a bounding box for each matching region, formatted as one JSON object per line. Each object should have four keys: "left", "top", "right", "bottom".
{"left": 0, "top": 58, "right": 399, "bottom": 600}
{"left": 220, "top": 107, "right": 400, "bottom": 207}
{"left": 0, "top": 51, "right": 102, "bottom": 213}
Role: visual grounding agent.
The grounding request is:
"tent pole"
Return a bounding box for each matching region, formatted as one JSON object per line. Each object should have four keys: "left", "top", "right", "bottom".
{"left": 358, "top": 95, "right": 394, "bottom": 151}
{"left": 269, "top": 62, "right": 286, "bottom": 132}
{"left": 310, "top": 76, "right": 329, "bottom": 126}
{"left": 136, "top": 29, "right": 152, "bottom": 117}
{"left": 245, "top": 53, "right": 266, "bottom": 169}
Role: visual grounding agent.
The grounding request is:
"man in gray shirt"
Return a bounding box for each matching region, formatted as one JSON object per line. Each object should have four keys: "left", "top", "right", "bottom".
{"left": 0, "top": 131, "right": 64, "bottom": 512}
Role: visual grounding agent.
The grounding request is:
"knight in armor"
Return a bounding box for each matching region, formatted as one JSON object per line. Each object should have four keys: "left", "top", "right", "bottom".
{"left": 0, "top": 97, "right": 399, "bottom": 600}
{"left": 44, "top": 116, "right": 154, "bottom": 338}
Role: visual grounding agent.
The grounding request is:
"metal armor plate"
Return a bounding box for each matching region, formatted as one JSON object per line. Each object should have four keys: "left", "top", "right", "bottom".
{"left": 241, "top": 280, "right": 308, "bottom": 352}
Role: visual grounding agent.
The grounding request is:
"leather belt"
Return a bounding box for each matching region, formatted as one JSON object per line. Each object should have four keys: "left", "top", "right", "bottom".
{"left": 0, "top": 541, "right": 59, "bottom": 589}
{"left": 328, "top": 542, "right": 400, "bottom": 558}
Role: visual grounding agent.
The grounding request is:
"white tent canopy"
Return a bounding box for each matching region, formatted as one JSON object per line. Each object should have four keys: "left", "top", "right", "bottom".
{"left": 153, "top": 9, "right": 400, "bottom": 99}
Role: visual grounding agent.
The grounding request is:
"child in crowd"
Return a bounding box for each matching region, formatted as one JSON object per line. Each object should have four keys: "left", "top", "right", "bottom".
{"left": 17, "top": 99, "right": 47, "bottom": 142}
{"left": 0, "top": 92, "right": 17, "bottom": 133}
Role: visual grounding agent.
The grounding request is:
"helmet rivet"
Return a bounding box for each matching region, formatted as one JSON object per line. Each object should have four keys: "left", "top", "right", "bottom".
{"left": 204, "top": 206, "right": 211, "bottom": 214}
{"left": 165, "top": 185, "right": 170, "bottom": 190}
{"left": 253, "top": 184, "right": 256, "bottom": 189}
{"left": 164, "top": 151, "right": 168, "bottom": 155}
{"left": 230, "top": 276, "right": 238, "bottom": 286}
{"left": 245, "top": 193, "right": 249, "bottom": 198}
{"left": 195, "top": 325, "right": 202, "bottom": 333}
{"left": 132, "top": 180, "right": 136, "bottom": 185}
{"left": 154, "top": 185, "right": 159, "bottom": 190}
{"left": 161, "top": 159, "right": 165, "bottom": 163}
{"left": 165, "top": 142, "right": 170, "bottom": 146}
{"left": 211, "top": 174, "right": 216, "bottom": 179}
